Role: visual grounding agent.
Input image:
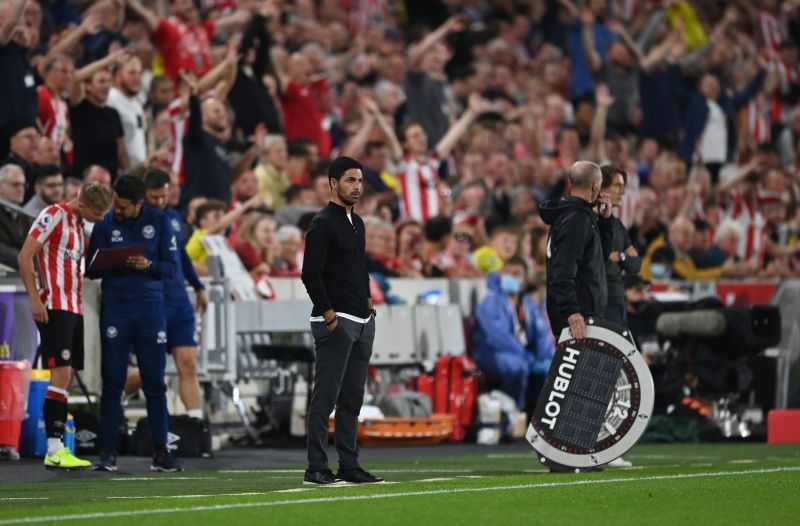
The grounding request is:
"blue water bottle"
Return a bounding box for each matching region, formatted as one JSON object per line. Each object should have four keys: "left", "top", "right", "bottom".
{"left": 64, "top": 413, "right": 75, "bottom": 454}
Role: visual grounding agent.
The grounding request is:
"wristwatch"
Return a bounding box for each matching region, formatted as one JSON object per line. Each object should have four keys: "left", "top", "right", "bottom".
{"left": 620, "top": 252, "right": 627, "bottom": 262}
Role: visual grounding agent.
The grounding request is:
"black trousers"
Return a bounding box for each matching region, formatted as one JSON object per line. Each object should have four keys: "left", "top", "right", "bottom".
{"left": 306, "top": 317, "right": 375, "bottom": 472}
{"left": 604, "top": 298, "right": 628, "bottom": 328}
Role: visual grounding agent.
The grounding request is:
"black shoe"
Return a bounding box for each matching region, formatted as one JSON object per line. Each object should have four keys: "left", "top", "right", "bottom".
{"left": 336, "top": 467, "right": 385, "bottom": 484}
{"left": 151, "top": 449, "right": 183, "bottom": 472}
{"left": 303, "top": 469, "right": 345, "bottom": 485}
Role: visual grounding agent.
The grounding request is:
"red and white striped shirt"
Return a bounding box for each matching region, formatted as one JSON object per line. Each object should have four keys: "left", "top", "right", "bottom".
{"left": 758, "top": 10, "right": 787, "bottom": 51}
{"left": 745, "top": 94, "right": 772, "bottom": 145}
{"left": 29, "top": 203, "right": 84, "bottom": 314}
{"left": 166, "top": 97, "right": 189, "bottom": 183}
{"left": 721, "top": 189, "right": 782, "bottom": 264}
{"left": 398, "top": 154, "right": 441, "bottom": 222}
{"left": 771, "top": 60, "right": 799, "bottom": 124}
{"left": 36, "top": 85, "right": 69, "bottom": 149}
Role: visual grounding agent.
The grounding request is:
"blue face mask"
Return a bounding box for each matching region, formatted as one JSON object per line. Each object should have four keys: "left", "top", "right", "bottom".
{"left": 500, "top": 274, "right": 522, "bottom": 295}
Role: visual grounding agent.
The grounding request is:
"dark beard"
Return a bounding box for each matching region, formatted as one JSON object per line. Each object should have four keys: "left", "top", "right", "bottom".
{"left": 337, "top": 186, "right": 357, "bottom": 206}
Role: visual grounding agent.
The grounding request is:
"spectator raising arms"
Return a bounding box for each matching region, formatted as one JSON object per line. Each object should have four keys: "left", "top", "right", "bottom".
{"left": 125, "top": 0, "right": 252, "bottom": 82}
{"left": 68, "top": 49, "right": 131, "bottom": 181}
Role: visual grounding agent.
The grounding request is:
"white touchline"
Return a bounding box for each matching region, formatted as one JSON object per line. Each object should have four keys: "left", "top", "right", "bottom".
{"left": 0, "top": 498, "right": 49, "bottom": 501}
{"left": 3, "top": 467, "right": 799, "bottom": 525}
{"left": 219, "top": 469, "right": 474, "bottom": 474}
{"left": 108, "top": 492, "right": 272, "bottom": 500}
{"left": 111, "top": 477, "right": 219, "bottom": 481}
{"left": 104, "top": 477, "right": 467, "bottom": 500}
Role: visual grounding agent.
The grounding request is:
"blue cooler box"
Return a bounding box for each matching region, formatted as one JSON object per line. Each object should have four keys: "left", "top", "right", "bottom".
{"left": 19, "top": 370, "right": 49, "bottom": 457}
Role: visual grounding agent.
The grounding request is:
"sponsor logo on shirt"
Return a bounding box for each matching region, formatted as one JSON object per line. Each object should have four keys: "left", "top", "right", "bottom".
{"left": 111, "top": 230, "right": 123, "bottom": 243}
{"left": 35, "top": 213, "right": 53, "bottom": 232}
{"left": 63, "top": 249, "right": 80, "bottom": 261}
{"left": 142, "top": 225, "right": 155, "bottom": 239}
{"left": 157, "top": 331, "right": 167, "bottom": 344}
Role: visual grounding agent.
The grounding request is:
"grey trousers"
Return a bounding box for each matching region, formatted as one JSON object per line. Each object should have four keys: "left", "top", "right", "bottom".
{"left": 306, "top": 316, "right": 375, "bottom": 472}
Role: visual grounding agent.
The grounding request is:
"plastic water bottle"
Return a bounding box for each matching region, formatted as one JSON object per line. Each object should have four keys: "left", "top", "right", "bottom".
{"left": 64, "top": 413, "right": 75, "bottom": 454}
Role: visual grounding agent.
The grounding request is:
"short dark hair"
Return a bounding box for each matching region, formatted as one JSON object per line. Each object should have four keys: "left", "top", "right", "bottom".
{"left": 328, "top": 156, "right": 363, "bottom": 182}
{"left": 113, "top": 174, "right": 146, "bottom": 203}
{"left": 490, "top": 225, "right": 519, "bottom": 239}
{"left": 311, "top": 160, "right": 331, "bottom": 179}
{"left": 285, "top": 183, "right": 312, "bottom": 203}
{"left": 504, "top": 255, "right": 528, "bottom": 274}
{"left": 424, "top": 215, "right": 452, "bottom": 242}
{"left": 44, "top": 53, "right": 73, "bottom": 74}
{"left": 555, "top": 126, "right": 578, "bottom": 144}
{"left": 601, "top": 165, "right": 627, "bottom": 188}
{"left": 150, "top": 75, "right": 173, "bottom": 91}
{"left": 693, "top": 218, "right": 710, "bottom": 232}
{"left": 364, "top": 141, "right": 385, "bottom": 157}
{"left": 194, "top": 199, "right": 228, "bottom": 227}
{"left": 399, "top": 122, "right": 422, "bottom": 143}
{"left": 143, "top": 168, "right": 170, "bottom": 190}
{"left": 33, "top": 164, "right": 62, "bottom": 183}
{"left": 288, "top": 138, "right": 314, "bottom": 157}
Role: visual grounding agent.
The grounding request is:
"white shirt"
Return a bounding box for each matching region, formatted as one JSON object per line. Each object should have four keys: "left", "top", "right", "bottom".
{"left": 107, "top": 87, "right": 148, "bottom": 168}
{"left": 700, "top": 99, "right": 727, "bottom": 163}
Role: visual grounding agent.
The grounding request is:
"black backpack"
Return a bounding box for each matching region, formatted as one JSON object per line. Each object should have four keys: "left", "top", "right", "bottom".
{"left": 131, "top": 415, "right": 212, "bottom": 458}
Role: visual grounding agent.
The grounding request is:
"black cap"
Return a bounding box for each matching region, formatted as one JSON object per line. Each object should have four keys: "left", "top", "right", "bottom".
{"left": 7, "top": 120, "right": 37, "bottom": 138}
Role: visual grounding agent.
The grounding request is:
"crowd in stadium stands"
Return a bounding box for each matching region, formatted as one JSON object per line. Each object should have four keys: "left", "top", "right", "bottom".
{"left": 2, "top": 1, "right": 800, "bottom": 295}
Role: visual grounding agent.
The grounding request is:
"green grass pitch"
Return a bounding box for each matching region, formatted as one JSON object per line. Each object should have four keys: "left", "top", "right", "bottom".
{"left": 2, "top": 443, "right": 799, "bottom": 525}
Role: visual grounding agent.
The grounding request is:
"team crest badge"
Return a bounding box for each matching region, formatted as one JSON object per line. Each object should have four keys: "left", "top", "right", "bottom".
{"left": 106, "top": 326, "right": 118, "bottom": 339}
{"left": 142, "top": 225, "right": 155, "bottom": 239}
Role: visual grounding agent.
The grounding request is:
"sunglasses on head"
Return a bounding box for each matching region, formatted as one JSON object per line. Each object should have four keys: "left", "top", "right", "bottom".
{"left": 454, "top": 232, "right": 472, "bottom": 243}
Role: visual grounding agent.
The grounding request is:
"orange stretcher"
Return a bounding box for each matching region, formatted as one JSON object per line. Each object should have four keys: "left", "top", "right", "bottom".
{"left": 329, "top": 413, "right": 456, "bottom": 446}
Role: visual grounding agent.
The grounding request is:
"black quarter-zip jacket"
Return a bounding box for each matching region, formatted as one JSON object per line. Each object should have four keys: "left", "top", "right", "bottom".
{"left": 301, "top": 201, "right": 371, "bottom": 318}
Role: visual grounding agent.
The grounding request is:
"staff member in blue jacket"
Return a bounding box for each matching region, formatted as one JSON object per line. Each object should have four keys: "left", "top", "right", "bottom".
{"left": 473, "top": 257, "right": 552, "bottom": 410}
{"left": 88, "top": 174, "right": 181, "bottom": 473}
{"left": 143, "top": 169, "right": 208, "bottom": 425}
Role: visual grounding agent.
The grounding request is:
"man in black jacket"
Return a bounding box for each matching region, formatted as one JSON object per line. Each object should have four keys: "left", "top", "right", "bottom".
{"left": 178, "top": 75, "right": 260, "bottom": 211}
{"left": 539, "top": 161, "right": 613, "bottom": 340}
{"left": 600, "top": 165, "right": 641, "bottom": 326}
{"left": 300, "top": 156, "right": 382, "bottom": 486}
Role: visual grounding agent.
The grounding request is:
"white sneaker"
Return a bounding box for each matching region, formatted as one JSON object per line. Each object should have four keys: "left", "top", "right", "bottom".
{"left": 607, "top": 457, "right": 633, "bottom": 468}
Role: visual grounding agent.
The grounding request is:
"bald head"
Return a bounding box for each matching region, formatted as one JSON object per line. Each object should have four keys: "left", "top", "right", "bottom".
{"left": 202, "top": 97, "right": 228, "bottom": 136}
{"left": 669, "top": 216, "right": 695, "bottom": 253}
{"left": 288, "top": 53, "right": 311, "bottom": 83}
{"left": 568, "top": 161, "right": 602, "bottom": 189}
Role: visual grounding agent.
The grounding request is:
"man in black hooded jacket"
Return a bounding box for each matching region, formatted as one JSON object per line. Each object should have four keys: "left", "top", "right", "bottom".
{"left": 539, "top": 161, "right": 613, "bottom": 340}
